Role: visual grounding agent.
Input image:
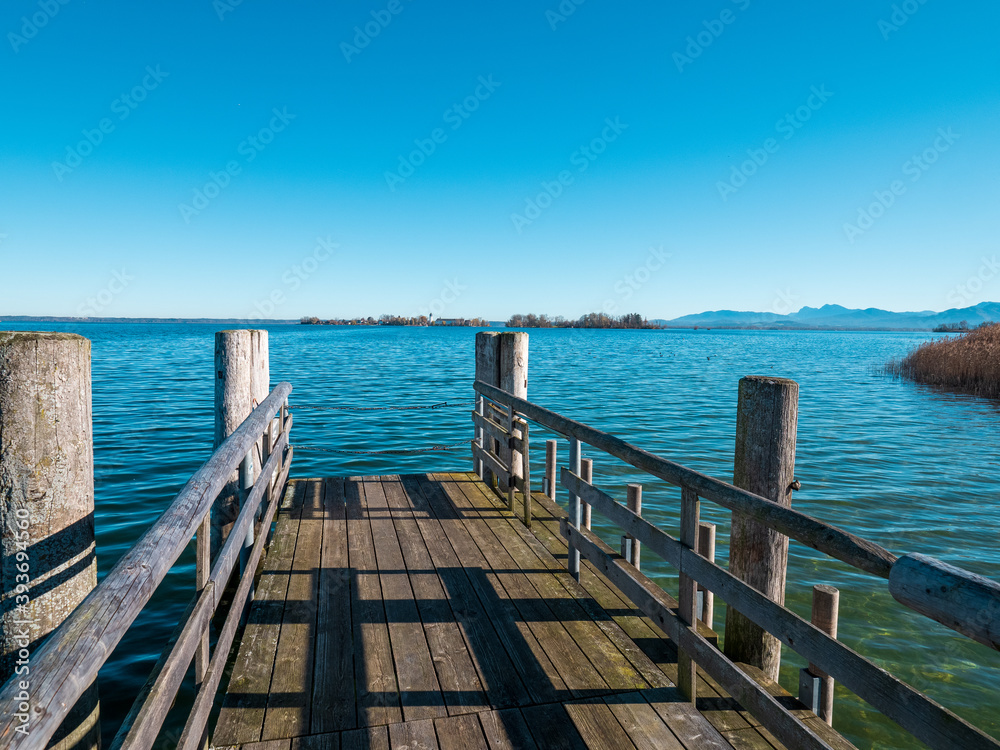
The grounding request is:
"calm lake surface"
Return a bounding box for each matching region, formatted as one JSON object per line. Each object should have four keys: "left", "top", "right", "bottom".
{"left": 4, "top": 322, "right": 999, "bottom": 749}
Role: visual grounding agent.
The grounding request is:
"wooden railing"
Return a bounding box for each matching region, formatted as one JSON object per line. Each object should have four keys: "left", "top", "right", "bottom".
{"left": 472, "top": 397, "right": 532, "bottom": 526}
{"left": 0, "top": 382, "right": 294, "bottom": 750}
{"left": 474, "top": 379, "right": 1000, "bottom": 750}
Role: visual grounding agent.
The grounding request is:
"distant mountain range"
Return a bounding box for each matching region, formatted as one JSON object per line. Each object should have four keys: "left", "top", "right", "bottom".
{"left": 657, "top": 302, "right": 1000, "bottom": 330}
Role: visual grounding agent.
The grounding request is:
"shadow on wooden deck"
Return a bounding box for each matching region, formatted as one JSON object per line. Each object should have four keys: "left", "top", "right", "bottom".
{"left": 210, "top": 473, "right": 852, "bottom": 750}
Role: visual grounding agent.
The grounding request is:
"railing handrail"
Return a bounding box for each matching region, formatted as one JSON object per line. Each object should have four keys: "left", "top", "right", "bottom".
{"left": 0, "top": 382, "right": 293, "bottom": 750}
{"left": 560, "top": 469, "right": 1000, "bottom": 749}
{"left": 474, "top": 379, "right": 897, "bottom": 578}
{"left": 475, "top": 379, "right": 1000, "bottom": 749}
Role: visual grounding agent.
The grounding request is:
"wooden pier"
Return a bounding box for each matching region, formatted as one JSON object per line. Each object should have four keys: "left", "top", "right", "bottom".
{"left": 3, "top": 329, "right": 1000, "bottom": 750}
{"left": 214, "top": 472, "right": 842, "bottom": 750}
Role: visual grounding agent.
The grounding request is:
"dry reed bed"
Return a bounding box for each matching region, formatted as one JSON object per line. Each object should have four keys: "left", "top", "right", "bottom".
{"left": 885, "top": 323, "right": 1000, "bottom": 398}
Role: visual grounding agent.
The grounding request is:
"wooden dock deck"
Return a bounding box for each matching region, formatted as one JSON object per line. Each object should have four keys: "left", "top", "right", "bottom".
{"left": 214, "top": 473, "right": 845, "bottom": 750}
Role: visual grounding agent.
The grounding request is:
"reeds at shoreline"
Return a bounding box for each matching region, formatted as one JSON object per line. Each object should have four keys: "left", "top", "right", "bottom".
{"left": 885, "top": 323, "right": 1000, "bottom": 398}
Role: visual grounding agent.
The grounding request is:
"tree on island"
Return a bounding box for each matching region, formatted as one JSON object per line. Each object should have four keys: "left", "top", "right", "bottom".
{"left": 506, "top": 312, "right": 660, "bottom": 329}
{"left": 299, "top": 315, "right": 490, "bottom": 327}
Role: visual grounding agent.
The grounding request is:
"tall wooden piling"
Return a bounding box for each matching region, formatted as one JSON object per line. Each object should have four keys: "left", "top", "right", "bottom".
{"left": 213, "top": 330, "right": 269, "bottom": 557}
{"left": 499, "top": 332, "right": 528, "bottom": 492}
{"left": 0, "top": 332, "right": 100, "bottom": 750}
{"left": 724, "top": 376, "right": 799, "bottom": 681}
{"left": 250, "top": 329, "right": 270, "bottom": 477}
{"left": 474, "top": 332, "right": 500, "bottom": 485}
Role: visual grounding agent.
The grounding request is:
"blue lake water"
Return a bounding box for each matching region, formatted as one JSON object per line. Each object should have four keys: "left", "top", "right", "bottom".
{"left": 3, "top": 322, "right": 999, "bottom": 749}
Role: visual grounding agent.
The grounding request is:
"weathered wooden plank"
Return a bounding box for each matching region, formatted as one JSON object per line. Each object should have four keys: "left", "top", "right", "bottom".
{"left": 311, "top": 478, "right": 356, "bottom": 734}
{"left": 364, "top": 479, "right": 447, "bottom": 722}
{"left": 522, "top": 487, "right": 759, "bottom": 742}
{"left": 443, "top": 477, "right": 613, "bottom": 697}
{"left": 519, "top": 704, "right": 587, "bottom": 750}
{"left": 341, "top": 725, "right": 390, "bottom": 750}
{"left": 434, "top": 714, "right": 489, "bottom": 750}
{"left": 397, "top": 476, "right": 530, "bottom": 711}
{"left": 407, "top": 475, "right": 565, "bottom": 707}
{"left": 382, "top": 479, "right": 490, "bottom": 715}
{"left": 503, "top": 505, "right": 672, "bottom": 690}
{"left": 564, "top": 701, "right": 642, "bottom": 749}
{"left": 562, "top": 521, "right": 838, "bottom": 750}
{"left": 889, "top": 552, "right": 1000, "bottom": 650}
{"left": 454, "top": 476, "right": 649, "bottom": 693}
{"left": 420, "top": 477, "right": 580, "bottom": 703}
{"left": 241, "top": 740, "right": 293, "bottom": 750}
{"left": 471, "top": 411, "right": 523, "bottom": 452}
{"left": 263, "top": 479, "right": 325, "bottom": 739}
{"left": 640, "top": 687, "right": 739, "bottom": 750}
{"left": 476, "top": 709, "right": 539, "bottom": 750}
{"left": 215, "top": 478, "right": 305, "bottom": 745}
{"left": 472, "top": 443, "right": 510, "bottom": 486}
{"left": 292, "top": 733, "right": 340, "bottom": 750}
{"left": 476, "top": 379, "right": 896, "bottom": 579}
{"left": 720, "top": 728, "right": 780, "bottom": 750}
{"left": 602, "top": 692, "right": 686, "bottom": 750}
{"left": 387, "top": 718, "right": 439, "bottom": 750}
{"left": 347, "top": 479, "right": 403, "bottom": 727}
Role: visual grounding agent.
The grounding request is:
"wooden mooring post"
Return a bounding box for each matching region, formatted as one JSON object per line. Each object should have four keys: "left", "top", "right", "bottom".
{"left": 0, "top": 332, "right": 100, "bottom": 750}
{"left": 544, "top": 439, "right": 557, "bottom": 499}
{"left": 724, "top": 375, "right": 799, "bottom": 682}
{"left": 799, "top": 584, "right": 840, "bottom": 725}
{"left": 213, "top": 329, "right": 269, "bottom": 557}
{"left": 620, "top": 484, "right": 643, "bottom": 569}
{"left": 580, "top": 458, "right": 593, "bottom": 529}
{"left": 697, "top": 521, "right": 716, "bottom": 629}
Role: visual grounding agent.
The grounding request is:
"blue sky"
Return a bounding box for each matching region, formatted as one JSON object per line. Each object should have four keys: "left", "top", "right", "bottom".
{"left": 1, "top": 0, "right": 998, "bottom": 320}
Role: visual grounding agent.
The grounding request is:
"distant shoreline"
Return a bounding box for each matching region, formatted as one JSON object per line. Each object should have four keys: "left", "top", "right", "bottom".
{"left": 0, "top": 316, "right": 960, "bottom": 332}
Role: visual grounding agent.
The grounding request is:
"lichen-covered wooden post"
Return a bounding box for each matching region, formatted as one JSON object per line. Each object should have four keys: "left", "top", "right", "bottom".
{"left": 499, "top": 332, "right": 528, "bottom": 494}
{"left": 250, "top": 329, "right": 270, "bottom": 479}
{"left": 213, "top": 330, "right": 269, "bottom": 557}
{"left": 0, "top": 332, "right": 100, "bottom": 750}
{"left": 724, "top": 375, "right": 799, "bottom": 681}
{"left": 474, "top": 332, "right": 500, "bottom": 486}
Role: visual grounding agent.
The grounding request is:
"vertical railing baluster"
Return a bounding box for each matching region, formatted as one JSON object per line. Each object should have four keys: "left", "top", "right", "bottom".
{"left": 678, "top": 486, "right": 700, "bottom": 703}
{"left": 581, "top": 458, "right": 593, "bottom": 529}
{"left": 506, "top": 404, "right": 515, "bottom": 513}
{"left": 621, "top": 483, "right": 642, "bottom": 570}
{"left": 568, "top": 438, "right": 582, "bottom": 581}
{"left": 697, "top": 522, "right": 717, "bottom": 629}
{"left": 239, "top": 449, "right": 255, "bottom": 624}
{"left": 545, "top": 439, "right": 557, "bottom": 500}
{"left": 261, "top": 418, "right": 273, "bottom": 523}
{"left": 522, "top": 420, "right": 531, "bottom": 527}
{"left": 195, "top": 514, "right": 210, "bottom": 688}
{"left": 475, "top": 394, "right": 485, "bottom": 479}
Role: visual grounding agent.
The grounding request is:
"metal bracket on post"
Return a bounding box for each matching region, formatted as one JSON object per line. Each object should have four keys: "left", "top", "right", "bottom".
{"left": 799, "top": 669, "right": 822, "bottom": 715}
